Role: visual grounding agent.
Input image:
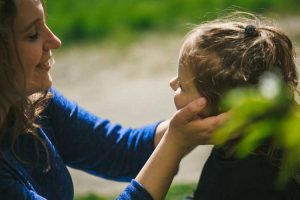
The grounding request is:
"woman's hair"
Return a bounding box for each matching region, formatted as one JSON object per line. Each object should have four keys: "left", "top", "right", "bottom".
{"left": 0, "top": 0, "right": 51, "bottom": 170}
{"left": 179, "top": 12, "right": 298, "bottom": 116}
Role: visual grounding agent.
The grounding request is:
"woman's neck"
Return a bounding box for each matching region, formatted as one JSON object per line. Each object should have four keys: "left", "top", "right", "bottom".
{"left": 0, "top": 101, "right": 11, "bottom": 130}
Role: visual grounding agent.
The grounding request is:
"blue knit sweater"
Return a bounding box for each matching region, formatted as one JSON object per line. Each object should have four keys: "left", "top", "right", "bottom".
{"left": 0, "top": 88, "right": 157, "bottom": 200}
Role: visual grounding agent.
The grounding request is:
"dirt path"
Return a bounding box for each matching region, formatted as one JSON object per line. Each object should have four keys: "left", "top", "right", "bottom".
{"left": 52, "top": 35, "right": 214, "bottom": 196}
{"left": 51, "top": 17, "right": 300, "bottom": 196}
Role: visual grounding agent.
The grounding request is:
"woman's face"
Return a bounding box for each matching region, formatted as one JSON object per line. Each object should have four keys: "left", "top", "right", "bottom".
{"left": 10, "top": 0, "right": 61, "bottom": 95}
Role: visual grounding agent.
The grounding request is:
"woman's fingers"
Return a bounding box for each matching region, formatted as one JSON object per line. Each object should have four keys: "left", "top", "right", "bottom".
{"left": 168, "top": 97, "right": 230, "bottom": 147}
{"left": 190, "top": 112, "right": 230, "bottom": 132}
{"left": 184, "top": 112, "right": 230, "bottom": 144}
{"left": 172, "top": 98, "right": 207, "bottom": 125}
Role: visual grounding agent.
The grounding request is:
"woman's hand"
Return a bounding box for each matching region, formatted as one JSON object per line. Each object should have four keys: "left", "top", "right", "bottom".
{"left": 135, "top": 97, "right": 229, "bottom": 200}
{"left": 165, "top": 97, "right": 228, "bottom": 155}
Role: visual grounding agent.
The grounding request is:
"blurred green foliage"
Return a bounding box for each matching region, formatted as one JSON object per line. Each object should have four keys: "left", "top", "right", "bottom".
{"left": 213, "top": 72, "right": 300, "bottom": 186}
{"left": 165, "top": 182, "right": 196, "bottom": 200}
{"left": 75, "top": 193, "right": 112, "bottom": 200}
{"left": 45, "top": 0, "right": 300, "bottom": 44}
{"left": 74, "top": 182, "right": 196, "bottom": 200}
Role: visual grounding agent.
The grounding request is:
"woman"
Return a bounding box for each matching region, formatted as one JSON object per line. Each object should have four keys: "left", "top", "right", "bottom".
{"left": 0, "top": 0, "right": 226, "bottom": 199}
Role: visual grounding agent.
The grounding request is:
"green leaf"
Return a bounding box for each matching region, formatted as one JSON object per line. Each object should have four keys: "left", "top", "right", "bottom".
{"left": 278, "top": 108, "right": 300, "bottom": 148}
{"left": 235, "top": 119, "right": 276, "bottom": 158}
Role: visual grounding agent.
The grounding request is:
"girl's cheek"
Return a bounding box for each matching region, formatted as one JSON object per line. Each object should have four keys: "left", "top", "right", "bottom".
{"left": 173, "top": 95, "right": 180, "bottom": 110}
{"left": 173, "top": 95, "right": 186, "bottom": 110}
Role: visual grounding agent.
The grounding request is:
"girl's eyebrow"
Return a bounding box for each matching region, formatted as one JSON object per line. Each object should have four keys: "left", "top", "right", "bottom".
{"left": 22, "top": 18, "right": 41, "bottom": 33}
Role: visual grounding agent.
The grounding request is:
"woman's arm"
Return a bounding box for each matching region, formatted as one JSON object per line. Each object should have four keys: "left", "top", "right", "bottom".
{"left": 42, "top": 88, "right": 159, "bottom": 181}
{"left": 154, "top": 120, "right": 169, "bottom": 147}
{"left": 119, "top": 98, "right": 228, "bottom": 200}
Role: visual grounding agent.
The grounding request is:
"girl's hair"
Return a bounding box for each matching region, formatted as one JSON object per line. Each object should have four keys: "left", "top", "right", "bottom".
{"left": 180, "top": 12, "right": 298, "bottom": 116}
{"left": 179, "top": 12, "right": 299, "bottom": 178}
{"left": 0, "top": 0, "right": 51, "bottom": 170}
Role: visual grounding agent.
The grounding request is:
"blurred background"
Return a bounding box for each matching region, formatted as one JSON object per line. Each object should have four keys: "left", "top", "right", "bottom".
{"left": 46, "top": 0, "right": 300, "bottom": 199}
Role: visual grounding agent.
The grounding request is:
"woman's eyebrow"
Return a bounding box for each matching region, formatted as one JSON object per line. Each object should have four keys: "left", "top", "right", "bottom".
{"left": 22, "top": 18, "right": 41, "bottom": 33}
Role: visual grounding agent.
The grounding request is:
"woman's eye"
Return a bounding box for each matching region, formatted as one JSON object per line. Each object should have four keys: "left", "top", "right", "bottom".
{"left": 28, "top": 32, "right": 39, "bottom": 41}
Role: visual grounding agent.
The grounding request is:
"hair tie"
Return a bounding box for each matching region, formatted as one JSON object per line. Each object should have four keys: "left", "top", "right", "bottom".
{"left": 244, "top": 25, "right": 258, "bottom": 37}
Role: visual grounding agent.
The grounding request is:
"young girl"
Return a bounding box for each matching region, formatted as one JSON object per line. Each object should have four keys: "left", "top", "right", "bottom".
{"left": 169, "top": 12, "right": 300, "bottom": 199}
{"left": 0, "top": 0, "right": 228, "bottom": 200}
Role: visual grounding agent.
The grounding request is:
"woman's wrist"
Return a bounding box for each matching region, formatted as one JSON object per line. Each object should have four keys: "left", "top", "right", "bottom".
{"left": 154, "top": 120, "right": 170, "bottom": 147}
{"left": 162, "top": 128, "right": 197, "bottom": 158}
{"left": 135, "top": 133, "right": 186, "bottom": 200}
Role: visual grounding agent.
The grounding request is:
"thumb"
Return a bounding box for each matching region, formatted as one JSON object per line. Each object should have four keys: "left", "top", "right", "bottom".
{"left": 172, "top": 98, "right": 207, "bottom": 125}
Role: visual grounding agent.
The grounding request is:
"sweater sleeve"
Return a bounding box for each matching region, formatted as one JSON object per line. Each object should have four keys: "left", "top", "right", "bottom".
{"left": 0, "top": 166, "right": 46, "bottom": 200}
{"left": 117, "top": 180, "right": 153, "bottom": 200}
{"left": 0, "top": 184, "right": 46, "bottom": 200}
{"left": 41, "top": 88, "right": 160, "bottom": 181}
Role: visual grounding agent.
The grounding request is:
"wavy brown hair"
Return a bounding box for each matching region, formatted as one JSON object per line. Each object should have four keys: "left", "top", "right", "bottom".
{"left": 0, "top": 0, "right": 51, "bottom": 170}
{"left": 179, "top": 12, "right": 299, "bottom": 177}
{"left": 180, "top": 12, "right": 298, "bottom": 115}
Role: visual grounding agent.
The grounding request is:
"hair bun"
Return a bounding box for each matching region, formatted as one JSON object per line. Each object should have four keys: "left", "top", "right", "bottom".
{"left": 245, "top": 25, "right": 259, "bottom": 37}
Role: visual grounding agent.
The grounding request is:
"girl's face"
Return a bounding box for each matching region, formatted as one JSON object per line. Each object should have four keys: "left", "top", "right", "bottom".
{"left": 170, "top": 65, "right": 201, "bottom": 110}
{"left": 10, "top": 0, "right": 61, "bottom": 95}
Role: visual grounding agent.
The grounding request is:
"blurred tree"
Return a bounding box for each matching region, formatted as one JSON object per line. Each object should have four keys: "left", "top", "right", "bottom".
{"left": 45, "top": 0, "right": 300, "bottom": 44}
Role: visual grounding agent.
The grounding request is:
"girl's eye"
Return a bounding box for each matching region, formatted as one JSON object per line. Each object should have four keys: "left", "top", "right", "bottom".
{"left": 28, "top": 32, "right": 39, "bottom": 41}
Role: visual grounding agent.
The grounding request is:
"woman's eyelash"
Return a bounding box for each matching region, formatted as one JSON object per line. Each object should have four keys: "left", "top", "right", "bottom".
{"left": 28, "top": 32, "right": 39, "bottom": 41}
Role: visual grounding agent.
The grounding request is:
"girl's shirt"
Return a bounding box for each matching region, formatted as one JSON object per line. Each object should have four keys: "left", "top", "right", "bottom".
{"left": 192, "top": 147, "right": 300, "bottom": 200}
{"left": 0, "top": 88, "right": 156, "bottom": 200}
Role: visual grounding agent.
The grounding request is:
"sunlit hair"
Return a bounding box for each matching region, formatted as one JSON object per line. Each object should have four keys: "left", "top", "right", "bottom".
{"left": 179, "top": 11, "right": 299, "bottom": 180}
{"left": 179, "top": 12, "right": 298, "bottom": 116}
{"left": 0, "top": 0, "right": 51, "bottom": 170}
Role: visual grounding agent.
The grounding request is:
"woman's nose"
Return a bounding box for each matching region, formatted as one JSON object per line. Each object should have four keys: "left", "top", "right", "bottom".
{"left": 44, "top": 26, "right": 62, "bottom": 51}
{"left": 49, "top": 33, "right": 62, "bottom": 49}
{"left": 169, "top": 77, "right": 178, "bottom": 91}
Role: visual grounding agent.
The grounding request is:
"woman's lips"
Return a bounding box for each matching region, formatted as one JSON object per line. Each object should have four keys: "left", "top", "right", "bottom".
{"left": 37, "top": 57, "right": 55, "bottom": 70}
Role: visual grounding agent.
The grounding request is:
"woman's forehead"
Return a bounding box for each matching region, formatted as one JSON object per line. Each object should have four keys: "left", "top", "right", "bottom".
{"left": 15, "top": 0, "right": 43, "bottom": 19}
{"left": 14, "top": 0, "right": 41, "bottom": 5}
{"left": 13, "top": 0, "right": 41, "bottom": 8}
{"left": 13, "top": 0, "right": 44, "bottom": 33}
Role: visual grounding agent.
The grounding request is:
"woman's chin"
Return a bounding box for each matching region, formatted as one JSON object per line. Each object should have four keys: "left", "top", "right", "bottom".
{"left": 26, "top": 81, "right": 52, "bottom": 95}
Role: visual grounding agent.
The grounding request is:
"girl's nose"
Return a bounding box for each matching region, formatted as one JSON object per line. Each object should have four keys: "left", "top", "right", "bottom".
{"left": 169, "top": 77, "right": 178, "bottom": 91}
